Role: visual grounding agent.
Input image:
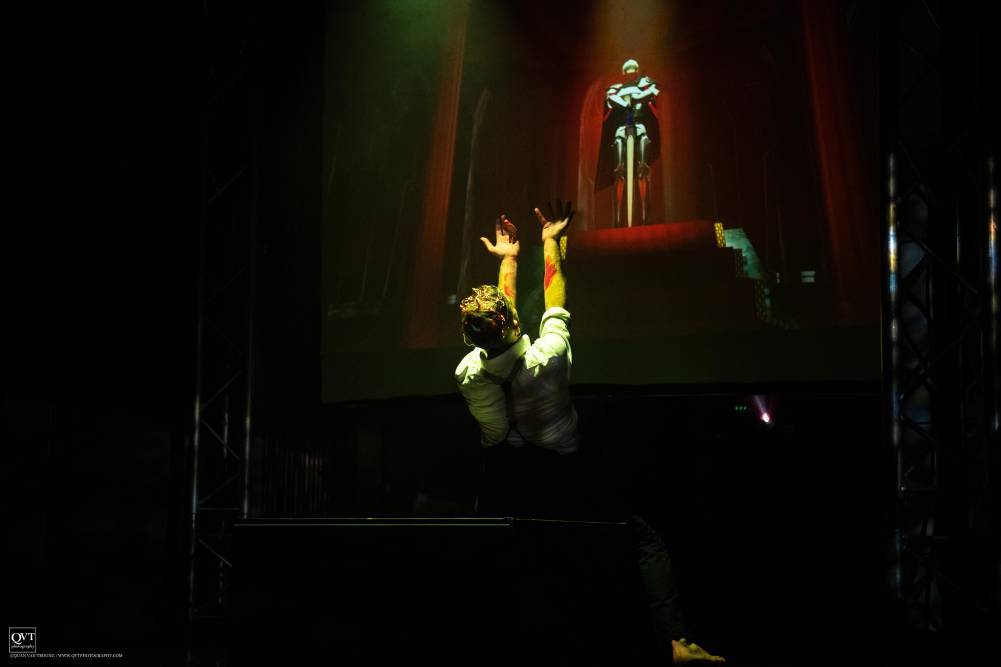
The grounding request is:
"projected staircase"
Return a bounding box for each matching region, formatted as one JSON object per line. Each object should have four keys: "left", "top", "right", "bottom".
{"left": 569, "top": 220, "right": 774, "bottom": 339}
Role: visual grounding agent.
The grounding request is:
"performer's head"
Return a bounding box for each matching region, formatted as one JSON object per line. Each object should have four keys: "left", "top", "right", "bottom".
{"left": 459, "top": 285, "right": 521, "bottom": 350}
{"left": 622, "top": 59, "right": 640, "bottom": 77}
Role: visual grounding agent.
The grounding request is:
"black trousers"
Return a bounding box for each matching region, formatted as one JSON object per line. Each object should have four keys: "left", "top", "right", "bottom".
{"left": 477, "top": 444, "right": 688, "bottom": 650}
{"left": 477, "top": 445, "right": 599, "bottom": 520}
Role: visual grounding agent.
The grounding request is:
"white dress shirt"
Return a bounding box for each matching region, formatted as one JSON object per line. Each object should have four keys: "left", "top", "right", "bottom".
{"left": 455, "top": 307, "right": 578, "bottom": 455}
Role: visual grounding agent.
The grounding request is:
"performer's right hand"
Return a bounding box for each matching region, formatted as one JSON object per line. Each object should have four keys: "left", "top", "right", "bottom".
{"left": 479, "top": 214, "right": 520, "bottom": 259}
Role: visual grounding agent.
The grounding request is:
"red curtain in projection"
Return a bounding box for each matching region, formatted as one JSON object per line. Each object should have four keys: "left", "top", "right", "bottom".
{"left": 576, "top": 81, "right": 605, "bottom": 231}
{"left": 800, "top": 0, "right": 879, "bottom": 322}
{"left": 403, "top": 2, "right": 469, "bottom": 349}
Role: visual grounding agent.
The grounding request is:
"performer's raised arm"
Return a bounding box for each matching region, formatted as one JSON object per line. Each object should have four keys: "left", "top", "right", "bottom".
{"left": 534, "top": 200, "right": 574, "bottom": 310}
{"left": 479, "top": 214, "right": 520, "bottom": 306}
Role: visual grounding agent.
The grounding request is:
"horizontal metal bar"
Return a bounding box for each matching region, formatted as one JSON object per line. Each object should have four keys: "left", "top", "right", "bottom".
{"left": 235, "top": 523, "right": 511, "bottom": 528}
{"left": 901, "top": 535, "right": 951, "bottom": 544}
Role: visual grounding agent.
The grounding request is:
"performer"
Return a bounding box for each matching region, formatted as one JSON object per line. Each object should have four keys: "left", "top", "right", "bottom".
{"left": 455, "top": 202, "right": 724, "bottom": 663}
{"left": 599, "top": 59, "right": 661, "bottom": 227}
{"left": 456, "top": 204, "right": 579, "bottom": 519}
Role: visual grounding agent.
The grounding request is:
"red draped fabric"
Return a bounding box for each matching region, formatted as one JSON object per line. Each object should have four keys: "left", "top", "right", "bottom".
{"left": 576, "top": 80, "right": 606, "bottom": 231}
{"left": 800, "top": 0, "right": 879, "bottom": 322}
{"left": 403, "top": 2, "right": 470, "bottom": 348}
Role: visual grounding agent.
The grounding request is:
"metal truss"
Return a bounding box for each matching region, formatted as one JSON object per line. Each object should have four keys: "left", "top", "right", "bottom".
{"left": 188, "top": 0, "right": 258, "bottom": 646}
{"left": 885, "top": 1, "right": 998, "bottom": 635}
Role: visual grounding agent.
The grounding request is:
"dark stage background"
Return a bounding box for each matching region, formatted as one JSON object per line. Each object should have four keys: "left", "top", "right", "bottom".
{"left": 5, "top": 1, "right": 997, "bottom": 665}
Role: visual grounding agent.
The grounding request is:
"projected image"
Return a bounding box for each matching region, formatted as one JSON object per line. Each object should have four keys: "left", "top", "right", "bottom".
{"left": 599, "top": 58, "right": 662, "bottom": 228}
{"left": 321, "top": 0, "right": 880, "bottom": 401}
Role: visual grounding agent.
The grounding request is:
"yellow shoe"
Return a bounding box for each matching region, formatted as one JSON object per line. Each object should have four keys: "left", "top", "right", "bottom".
{"left": 671, "top": 638, "right": 726, "bottom": 664}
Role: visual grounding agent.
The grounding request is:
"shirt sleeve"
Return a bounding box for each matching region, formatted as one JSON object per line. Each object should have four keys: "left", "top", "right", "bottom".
{"left": 455, "top": 365, "right": 509, "bottom": 446}
{"left": 533, "top": 307, "right": 571, "bottom": 363}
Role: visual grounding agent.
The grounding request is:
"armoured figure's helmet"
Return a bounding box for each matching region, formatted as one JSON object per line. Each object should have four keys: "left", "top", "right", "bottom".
{"left": 621, "top": 58, "right": 639, "bottom": 75}
{"left": 459, "top": 285, "right": 519, "bottom": 349}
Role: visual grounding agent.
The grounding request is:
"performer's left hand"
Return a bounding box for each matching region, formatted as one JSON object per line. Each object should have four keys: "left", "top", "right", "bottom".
{"left": 480, "top": 214, "right": 520, "bottom": 259}
{"left": 535, "top": 200, "right": 575, "bottom": 241}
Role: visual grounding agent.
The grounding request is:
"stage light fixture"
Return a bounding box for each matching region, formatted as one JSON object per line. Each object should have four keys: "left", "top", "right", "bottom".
{"left": 748, "top": 394, "right": 776, "bottom": 430}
